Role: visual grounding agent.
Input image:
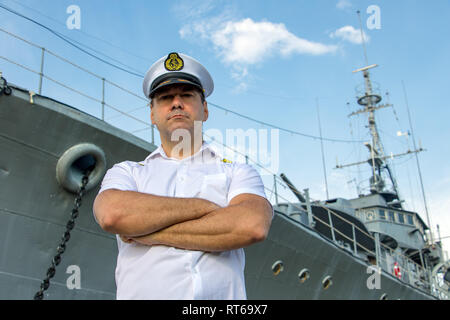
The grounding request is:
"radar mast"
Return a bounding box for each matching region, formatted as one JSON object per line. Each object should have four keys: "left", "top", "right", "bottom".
{"left": 335, "top": 11, "right": 424, "bottom": 209}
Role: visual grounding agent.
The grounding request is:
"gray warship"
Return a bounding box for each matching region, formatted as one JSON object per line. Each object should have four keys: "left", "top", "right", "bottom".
{"left": 0, "top": 26, "right": 449, "bottom": 300}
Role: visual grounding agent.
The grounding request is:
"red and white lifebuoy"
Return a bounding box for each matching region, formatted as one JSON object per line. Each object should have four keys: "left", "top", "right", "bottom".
{"left": 393, "top": 262, "right": 402, "bottom": 279}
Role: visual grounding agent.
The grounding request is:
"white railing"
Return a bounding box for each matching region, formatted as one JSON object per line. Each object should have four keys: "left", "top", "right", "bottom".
{"left": 267, "top": 182, "right": 436, "bottom": 296}
{"left": 0, "top": 27, "right": 155, "bottom": 144}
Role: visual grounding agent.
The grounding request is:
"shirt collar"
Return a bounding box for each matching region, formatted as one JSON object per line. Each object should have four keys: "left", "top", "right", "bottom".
{"left": 144, "top": 141, "right": 218, "bottom": 162}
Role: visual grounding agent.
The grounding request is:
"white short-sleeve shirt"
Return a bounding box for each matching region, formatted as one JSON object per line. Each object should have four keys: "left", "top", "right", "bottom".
{"left": 96, "top": 142, "right": 270, "bottom": 300}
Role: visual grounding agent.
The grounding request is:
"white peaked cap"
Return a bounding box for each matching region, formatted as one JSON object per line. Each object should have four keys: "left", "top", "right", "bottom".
{"left": 143, "top": 52, "right": 214, "bottom": 99}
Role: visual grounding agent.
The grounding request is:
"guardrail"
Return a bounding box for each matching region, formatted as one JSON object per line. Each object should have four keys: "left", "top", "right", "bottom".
{"left": 0, "top": 27, "right": 155, "bottom": 144}
{"left": 267, "top": 181, "right": 437, "bottom": 297}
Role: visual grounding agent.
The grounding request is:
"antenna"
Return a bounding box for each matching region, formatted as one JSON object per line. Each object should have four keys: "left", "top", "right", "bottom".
{"left": 402, "top": 80, "right": 434, "bottom": 245}
{"left": 316, "top": 98, "right": 329, "bottom": 200}
{"left": 356, "top": 10, "right": 369, "bottom": 66}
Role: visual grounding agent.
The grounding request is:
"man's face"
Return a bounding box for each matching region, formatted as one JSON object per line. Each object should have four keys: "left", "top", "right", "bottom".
{"left": 150, "top": 84, "right": 208, "bottom": 138}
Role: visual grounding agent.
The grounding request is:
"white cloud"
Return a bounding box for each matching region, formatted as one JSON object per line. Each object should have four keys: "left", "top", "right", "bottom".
{"left": 329, "top": 25, "right": 370, "bottom": 44}
{"left": 172, "top": 0, "right": 216, "bottom": 20}
{"left": 209, "top": 18, "right": 337, "bottom": 65}
{"left": 180, "top": 17, "right": 337, "bottom": 91}
{"left": 336, "top": 0, "right": 352, "bottom": 10}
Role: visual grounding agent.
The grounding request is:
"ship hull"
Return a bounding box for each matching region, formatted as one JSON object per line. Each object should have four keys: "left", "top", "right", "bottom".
{"left": 0, "top": 86, "right": 154, "bottom": 299}
{"left": 245, "top": 213, "right": 434, "bottom": 299}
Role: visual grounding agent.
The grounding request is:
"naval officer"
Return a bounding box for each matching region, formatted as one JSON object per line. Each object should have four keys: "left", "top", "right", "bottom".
{"left": 93, "top": 52, "right": 273, "bottom": 299}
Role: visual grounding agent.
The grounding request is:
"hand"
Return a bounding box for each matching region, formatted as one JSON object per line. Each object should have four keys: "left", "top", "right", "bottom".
{"left": 120, "top": 235, "right": 134, "bottom": 243}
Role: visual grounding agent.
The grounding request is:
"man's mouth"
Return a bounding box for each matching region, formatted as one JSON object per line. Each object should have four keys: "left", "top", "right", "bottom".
{"left": 168, "top": 114, "right": 188, "bottom": 120}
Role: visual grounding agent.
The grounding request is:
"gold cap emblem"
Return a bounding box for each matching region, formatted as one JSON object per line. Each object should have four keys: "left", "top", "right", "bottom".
{"left": 164, "top": 52, "right": 184, "bottom": 71}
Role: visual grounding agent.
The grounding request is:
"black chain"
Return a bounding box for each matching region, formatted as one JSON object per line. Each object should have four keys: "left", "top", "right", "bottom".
{"left": 34, "top": 170, "right": 91, "bottom": 300}
{"left": 0, "top": 76, "right": 12, "bottom": 96}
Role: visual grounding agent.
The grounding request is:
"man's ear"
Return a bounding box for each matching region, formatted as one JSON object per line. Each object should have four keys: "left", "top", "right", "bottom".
{"left": 150, "top": 103, "right": 156, "bottom": 125}
{"left": 203, "top": 101, "right": 209, "bottom": 122}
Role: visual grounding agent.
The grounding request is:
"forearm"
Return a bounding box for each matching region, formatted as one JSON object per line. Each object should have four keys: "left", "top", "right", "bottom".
{"left": 132, "top": 210, "right": 248, "bottom": 252}
{"left": 94, "top": 189, "right": 219, "bottom": 237}
{"left": 130, "top": 197, "right": 272, "bottom": 252}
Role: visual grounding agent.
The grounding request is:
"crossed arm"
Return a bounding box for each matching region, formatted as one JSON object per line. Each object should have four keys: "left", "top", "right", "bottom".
{"left": 93, "top": 189, "right": 273, "bottom": 252}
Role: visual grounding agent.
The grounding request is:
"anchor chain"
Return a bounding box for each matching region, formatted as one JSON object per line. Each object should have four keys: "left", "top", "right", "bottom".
{"left": 34, "top": 170, "right": 91, "bottom": 300}
{"left": 0, "top": 75, "right": 12, "bottom": 96}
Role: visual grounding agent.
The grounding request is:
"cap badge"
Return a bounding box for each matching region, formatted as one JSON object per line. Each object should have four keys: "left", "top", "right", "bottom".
{"left": 164, "top": 52, "right": 184, "bottom": 71}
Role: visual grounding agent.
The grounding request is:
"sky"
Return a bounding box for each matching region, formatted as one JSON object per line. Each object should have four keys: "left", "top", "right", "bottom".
{"left": 0, "top": 0, "right": 449, "bottom": 255}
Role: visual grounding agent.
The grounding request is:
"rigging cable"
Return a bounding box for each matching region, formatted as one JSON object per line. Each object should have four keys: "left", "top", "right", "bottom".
{"left": 0, "top": 3, "right": 145, "bottom": 78}
{"left": 5, "top": 0, "right": 154, "bottom": 65}
{"left": 0, "top": 3, "right": 378, "bottom": 145}
{"left": 208, "top": 102, "right": 365, "bottom": 144}
{"left": 402, "top": 80, "right": 434, "bottom": 244}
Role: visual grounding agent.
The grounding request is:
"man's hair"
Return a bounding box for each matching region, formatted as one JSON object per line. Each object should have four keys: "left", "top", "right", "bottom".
{"left": 150, "top": 84, "right": 205, "bottom": 108}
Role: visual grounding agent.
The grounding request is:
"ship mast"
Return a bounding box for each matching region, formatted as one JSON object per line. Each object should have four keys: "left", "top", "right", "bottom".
{"left": 350, "top": 64, "right": 394, "bottom": 195}
{"left": 336, "top": 11, "right": 424, "bottom": 209}
{"left": 354, "top": 11, "right": 392, "bottom": 196}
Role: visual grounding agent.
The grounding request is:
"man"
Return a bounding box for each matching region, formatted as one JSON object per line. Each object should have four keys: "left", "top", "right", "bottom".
{"left": 93, "top": 52, "right": 273, "bottom": 300}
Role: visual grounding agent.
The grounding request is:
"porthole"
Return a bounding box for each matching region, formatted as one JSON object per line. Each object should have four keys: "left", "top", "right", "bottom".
{"left": 322, "top": 276, "right": 333, "bottom": 290}
{"left": 271, "top": 260, "right": 284, "bottom": 276}
{"left": 298, "top": 269, "right": 310, "bottom": 283}
{"left": 366, "top": 210, "right": 375, "bottom": 221}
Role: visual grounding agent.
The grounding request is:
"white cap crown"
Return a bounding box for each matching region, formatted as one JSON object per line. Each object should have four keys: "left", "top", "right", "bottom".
{"left": 143, "top": 52, "right": 214, "bottom": 99}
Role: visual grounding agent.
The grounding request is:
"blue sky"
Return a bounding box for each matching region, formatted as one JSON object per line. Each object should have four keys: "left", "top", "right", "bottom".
{"left": 1, "top": 0, "right": 449, "bottom": 253}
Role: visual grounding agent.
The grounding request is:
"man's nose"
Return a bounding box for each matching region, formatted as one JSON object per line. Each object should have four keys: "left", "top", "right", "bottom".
{"left": 171, "top": 94, "right": 184, "bottom": 110}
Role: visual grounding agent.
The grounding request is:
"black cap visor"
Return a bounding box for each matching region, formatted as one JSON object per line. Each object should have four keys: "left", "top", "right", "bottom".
{"left": 149, "top": 72, "right": 204, "bottom": 98}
